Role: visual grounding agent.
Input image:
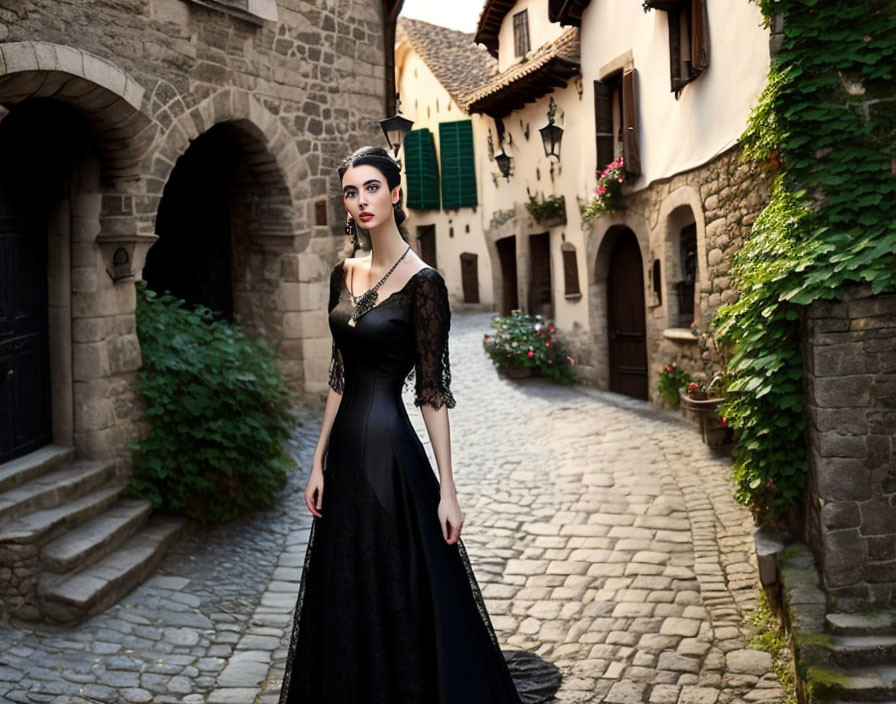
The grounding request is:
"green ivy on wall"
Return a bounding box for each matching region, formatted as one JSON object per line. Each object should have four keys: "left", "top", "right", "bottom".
{"left": 715, "top": 0, "right": 896, "bottom": 521}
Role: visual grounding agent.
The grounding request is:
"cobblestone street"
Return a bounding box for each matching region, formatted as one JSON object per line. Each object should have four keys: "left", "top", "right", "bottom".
{"left": 0, "top": 310, "right": 781, "bottom": 704}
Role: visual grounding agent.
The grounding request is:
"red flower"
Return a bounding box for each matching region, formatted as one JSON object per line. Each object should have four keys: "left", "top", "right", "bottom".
{"left": 720, "top": 417, "right": 728, "bottom": 426}
{"left": 527, "top": 350, "right": 534, "bottom": 358}
{"left": 689, "top": 382, "right": 699, "bottom": 390}
{"left": 666, "top": 364, "right": 674, "bottom": 372}
{"left": 548, "top": 325, "right": 555, "bottom": 333}
{"left": 546, "top": 339, "right": 553, "bottom": 346}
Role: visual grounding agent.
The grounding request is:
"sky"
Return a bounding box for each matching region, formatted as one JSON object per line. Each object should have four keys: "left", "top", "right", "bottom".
{"left": 398, "top": 0, "right": 484, "bottom": 33}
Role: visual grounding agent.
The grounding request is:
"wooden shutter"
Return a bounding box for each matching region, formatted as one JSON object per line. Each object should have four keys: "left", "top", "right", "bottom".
{"left": 668, "top": 8, "right": 684, "bottom": 92}
{"left": 690, "top": 0, "right": 709, "bottom": 73}
{"left": 593, "top": 81, "right": 614, "bottom": 172}
{"left": 561, "top": 243, "right": 580, "bottom": 296}
{"left": 439, "top": 120, "right": 477, "bottom": 209}
{"left": 621, "top": 68, "right": 642, "bottom": 176}
{"left": 404, "top": 128, "right": 440, "bottom": 210}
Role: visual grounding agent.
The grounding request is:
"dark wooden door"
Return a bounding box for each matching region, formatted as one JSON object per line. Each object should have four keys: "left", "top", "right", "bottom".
{"left": 495, "top": 236, "right": 518, "bottom": 315}
{"left": 528, "top": 233, "right": 552, "bottom": 319}
{"left": 460, "top": 252, "right": 479, "bottom": 303}
{"left": 0, "top": 215, "right": 51, "bottom": 463}
{"left": 607, "top": 230, "right": 648, "bottom": 400}
{"left": 417, "top": 225, "right": 437, "bottom": 267}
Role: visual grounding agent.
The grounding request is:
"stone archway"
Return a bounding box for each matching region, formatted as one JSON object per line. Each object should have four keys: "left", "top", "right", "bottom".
{"left": 143, "top": 88, "right": 313, "bottom": 388}
{"left": 0, "top": 43, "right": 155, "bottom": 462}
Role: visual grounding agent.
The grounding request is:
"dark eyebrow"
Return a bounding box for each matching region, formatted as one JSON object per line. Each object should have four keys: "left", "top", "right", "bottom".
{"left": 343, "top": 179, "right": 381, "bottom": 192}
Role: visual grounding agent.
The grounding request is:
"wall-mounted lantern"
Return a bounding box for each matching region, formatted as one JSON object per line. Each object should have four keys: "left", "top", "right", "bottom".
{"left": 539, "top": 97, "right": 563, "bottom": 160}
{"left": 379, "top": 112, "right": 414, "bottom": 157}
{"left": 495, "top": 151, "right": 513, "bottom": 181}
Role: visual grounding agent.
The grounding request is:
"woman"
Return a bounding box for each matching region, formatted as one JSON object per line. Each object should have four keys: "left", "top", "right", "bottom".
{"left": 277, "top": 146, "right": 523, "bottom": 703}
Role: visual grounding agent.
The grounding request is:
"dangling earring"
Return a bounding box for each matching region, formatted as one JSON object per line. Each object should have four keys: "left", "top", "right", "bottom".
{"left": 345, "top": 214, "right": 359, "bottom": 248}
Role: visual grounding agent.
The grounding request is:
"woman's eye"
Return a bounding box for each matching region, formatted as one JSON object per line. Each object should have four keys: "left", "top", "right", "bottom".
{"left": 367, "top": 185, "right": 378, "bottom": 192}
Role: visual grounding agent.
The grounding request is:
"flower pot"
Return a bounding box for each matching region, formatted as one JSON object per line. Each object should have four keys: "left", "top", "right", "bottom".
{"left": 502, "top": 364, "right": 534, "bottom": 379}
{"left": 537, "top": 212, "right": 567, "bottom": 227}
{"left": 701, "top": 420, "right": 733, "bottom": 448}
{"left": 679, "top": 391, "right": 725, "bottom": 427}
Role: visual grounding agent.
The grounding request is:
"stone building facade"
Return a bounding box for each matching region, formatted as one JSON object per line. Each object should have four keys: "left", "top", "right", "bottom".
{"left": 0, "top": 0, "right": 399, "bottom": 621}
{"left": 802, "top": 287, "right": 896, "bottom": 612}
{"left": 571, "top": 146, "right": 770, "bottom": 401}
{"left": 0, "top": 0, "right": 398, "bottom": 467}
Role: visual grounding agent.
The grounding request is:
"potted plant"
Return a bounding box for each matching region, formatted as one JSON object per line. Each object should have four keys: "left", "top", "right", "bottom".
{"left": 483, "top": 310, "right": 576, "bottom": 384}
{"left": 657, "top": 363, "right": 692, "bottom": 409}
{"left": 580, "top": 156, "right": 626, "bottom": 224}
{"left": 526, "top": 193, "right": 567, "bottom": 227}
{"left": 679, "top": 371, "right": 731, "bottom": 446}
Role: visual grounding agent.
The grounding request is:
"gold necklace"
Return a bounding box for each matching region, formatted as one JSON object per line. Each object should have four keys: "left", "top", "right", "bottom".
{"left": 347, "top": 244, "right": 412, "bottom": 327}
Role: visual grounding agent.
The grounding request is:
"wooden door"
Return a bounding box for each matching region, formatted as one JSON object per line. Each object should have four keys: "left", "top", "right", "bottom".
{"left": 495, "top": 236, "right": 518, "bottom": 315}
{"left": 417, "top": 225, "right": 437, "bottom": 267}
{"left": 460, "top": 252, "right": 479, "bottom": 303}
{"left": 607, "top": 231, "right": 648, "bottom": 399}
{"left": 0, "top": 215, "right": 51, "bottom": 463}
{"left": 528, "top": 233, "right": 552, "bottom": 319}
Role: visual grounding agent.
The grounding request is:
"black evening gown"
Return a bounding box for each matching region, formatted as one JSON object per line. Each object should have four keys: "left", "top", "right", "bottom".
{"left": 278, "top": 261, "right": 524, "bottom": 704}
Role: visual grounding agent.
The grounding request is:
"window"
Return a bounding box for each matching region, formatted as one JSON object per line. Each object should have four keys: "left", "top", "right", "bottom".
{"left": 513, "top": 10, "right": 530, "bottom": 57}
{"left": 561, "top": 243, "right": 581, "bottom": 298}
{"left": 593, "top": 68, "right": 641, "bottom": 176}
{"left": 404, "top": 128, "right": 441, "bottom": 210}
{"left": 652, "top": 259, "right": 662, "bottom": 305}
{"left": 674, "top": 223, "right": 697, "bottom": 327}
{"left": 439, "top": 120, "right": 478, "bottom": 209}
{"left": 644, "top": 0, "right": 709, "bottom": 94}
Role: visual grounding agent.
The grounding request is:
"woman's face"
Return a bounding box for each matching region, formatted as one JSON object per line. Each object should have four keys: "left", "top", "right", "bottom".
{"left": 342, "top": 163, "right": 401, "bottom": 230}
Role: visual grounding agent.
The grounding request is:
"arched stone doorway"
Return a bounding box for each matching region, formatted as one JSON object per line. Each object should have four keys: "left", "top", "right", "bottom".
{"left": 594, "top": 226, "right": 648, "bottom": 400}
{"left": 144, "top": 119, "right": 298, "bottom": 347}
{"left": 0, "top": 101, "right": 86, "bottom": 462}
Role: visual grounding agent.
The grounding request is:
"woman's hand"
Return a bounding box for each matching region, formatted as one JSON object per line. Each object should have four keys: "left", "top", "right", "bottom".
{"left": 304, "top": 463, "right": 324, "bottom": 518}
{"left": 438, "top": 491, "right": 464, "bottom": 545}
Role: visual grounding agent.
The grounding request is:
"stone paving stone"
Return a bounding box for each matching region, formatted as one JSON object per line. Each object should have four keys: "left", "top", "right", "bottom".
{"left": 0, "top": 311, "right": 785, "bottom": 703}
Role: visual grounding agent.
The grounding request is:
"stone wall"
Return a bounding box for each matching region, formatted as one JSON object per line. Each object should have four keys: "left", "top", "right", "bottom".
{"left": 0, "top": 0, "right": 391, "bottom": 464}
{"left": 577, "top": 145, "right": 769, "bottom": 397}
{"left": 803, "top": 286, "right": 896, "bottom": 612}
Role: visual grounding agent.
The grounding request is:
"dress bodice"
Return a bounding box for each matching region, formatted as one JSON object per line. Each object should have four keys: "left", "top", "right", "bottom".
{"left": 327, "top": 260, "right": 456, "bottom": 411}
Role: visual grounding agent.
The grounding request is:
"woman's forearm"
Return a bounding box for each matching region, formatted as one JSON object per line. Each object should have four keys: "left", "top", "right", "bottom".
{"left": 313, "top": 387, "right": 343, "bottom": 466}
{"left": 420, "top": 404, "right": 455, "bottom": 495}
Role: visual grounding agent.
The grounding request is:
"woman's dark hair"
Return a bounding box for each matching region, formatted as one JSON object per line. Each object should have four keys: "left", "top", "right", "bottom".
{"left": 337, "top": 146, "right": 409, "bottom": 248}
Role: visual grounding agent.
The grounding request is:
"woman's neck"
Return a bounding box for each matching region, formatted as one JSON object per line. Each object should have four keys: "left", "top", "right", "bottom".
{"left": 364, "top": 221, "right": 408, "bottom": 268}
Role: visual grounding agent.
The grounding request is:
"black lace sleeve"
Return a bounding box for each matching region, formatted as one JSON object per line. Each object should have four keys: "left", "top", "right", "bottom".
{"left": 327, "top": 262, "right": 345, "bottom": 394}
{"left": 412, "top": 268, "right": 456, "bottom": 410}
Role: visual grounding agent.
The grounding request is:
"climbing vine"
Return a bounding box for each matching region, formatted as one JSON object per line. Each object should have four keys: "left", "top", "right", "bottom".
{"left": 715, "top": 0, "right": 896, "bottom": 521}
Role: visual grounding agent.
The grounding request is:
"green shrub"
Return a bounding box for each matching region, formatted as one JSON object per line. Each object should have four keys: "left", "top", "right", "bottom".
{"left": 128, "top": 283, "right": 294, "bottom": 524}
{"left": 483, "top": 310, "right": 576, "bottom": 385}
{"left": 657, "top": 363, "right": 692, "bottom": 408}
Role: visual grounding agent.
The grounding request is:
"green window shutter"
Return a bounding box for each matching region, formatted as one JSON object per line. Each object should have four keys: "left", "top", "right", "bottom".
{"left": 404, "top": 128, "right": 441, "bottom": 210}
{"left": 439, "top": 120, "right": 477, "bottom": 209}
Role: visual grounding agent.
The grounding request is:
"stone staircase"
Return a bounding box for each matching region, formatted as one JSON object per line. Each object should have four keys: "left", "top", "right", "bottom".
{"left": 823, "top": 611, "right": 896, "bottom": 702}
{"left": 0, "top": 445, "right": 185, "bottom": 623}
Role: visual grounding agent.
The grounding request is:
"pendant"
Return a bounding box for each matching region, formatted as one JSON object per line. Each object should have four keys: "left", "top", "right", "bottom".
{"left": 348, "top": 289, "right": 378, "bottom": 328}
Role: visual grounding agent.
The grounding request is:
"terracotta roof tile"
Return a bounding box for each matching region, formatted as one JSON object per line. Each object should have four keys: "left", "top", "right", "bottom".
{"left": 397, "top": 17, "right": 497, "bottom": 108}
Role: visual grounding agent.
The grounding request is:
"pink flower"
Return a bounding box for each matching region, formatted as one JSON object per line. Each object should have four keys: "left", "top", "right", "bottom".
{"left": 617, "top": 177, "right": 623, "bottom": 183}
{"left": 689, "top": 382, "right": 699, "bottom": 390}
{"left": 527, "top": 350, "right": 534, "bottom": 358}
{"left": 666, "top": 364, "right": 674, "bottom": 372}
{"left": 546, "top": 339, "right": 553, "bottom": 346}
{"left": 548, "top": 325, "right": 555, "bottom": 333}
{"left": 566, "top": 356, "right": 575, "bottom": 366}
{"left": 596, "top": 185, "right": 607, "bottom": 196}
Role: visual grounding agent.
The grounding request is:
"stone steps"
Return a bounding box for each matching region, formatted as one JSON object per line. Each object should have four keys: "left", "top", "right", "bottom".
{"left": 0, "top": 459, "right": 117, "bottom": 526}
{"left": 823, "top": 665, "right": 896, "bottom": 702}
{"left": 0, "top": 445, "right": 75, "bottom": 494}
{"left": 831, "top": 635, "right": 896, "bottom": 669}
{"left": 0, "top": 446, "right": 187, "bottom": 623}
{"left": 0, "top": 483, "right": 126, "bottom": 544}
{"left": 39, "top": 514, "right": 185, "bottom": 622}
{"left": 40, "top": 498, "right": 153, "bottom": 573}
{"left": 828, "top": 612, "right": 896, "bottom": 637}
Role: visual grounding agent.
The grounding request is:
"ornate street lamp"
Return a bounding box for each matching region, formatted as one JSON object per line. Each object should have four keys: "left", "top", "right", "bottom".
{"left": 379, "top": 112, "right": 414, "bottom": 158}
{"left": 538, "top": 97, "right": 563, "bottom": 160}
{"left": 495, "top": 150, "right": 513, "bottom": 181}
